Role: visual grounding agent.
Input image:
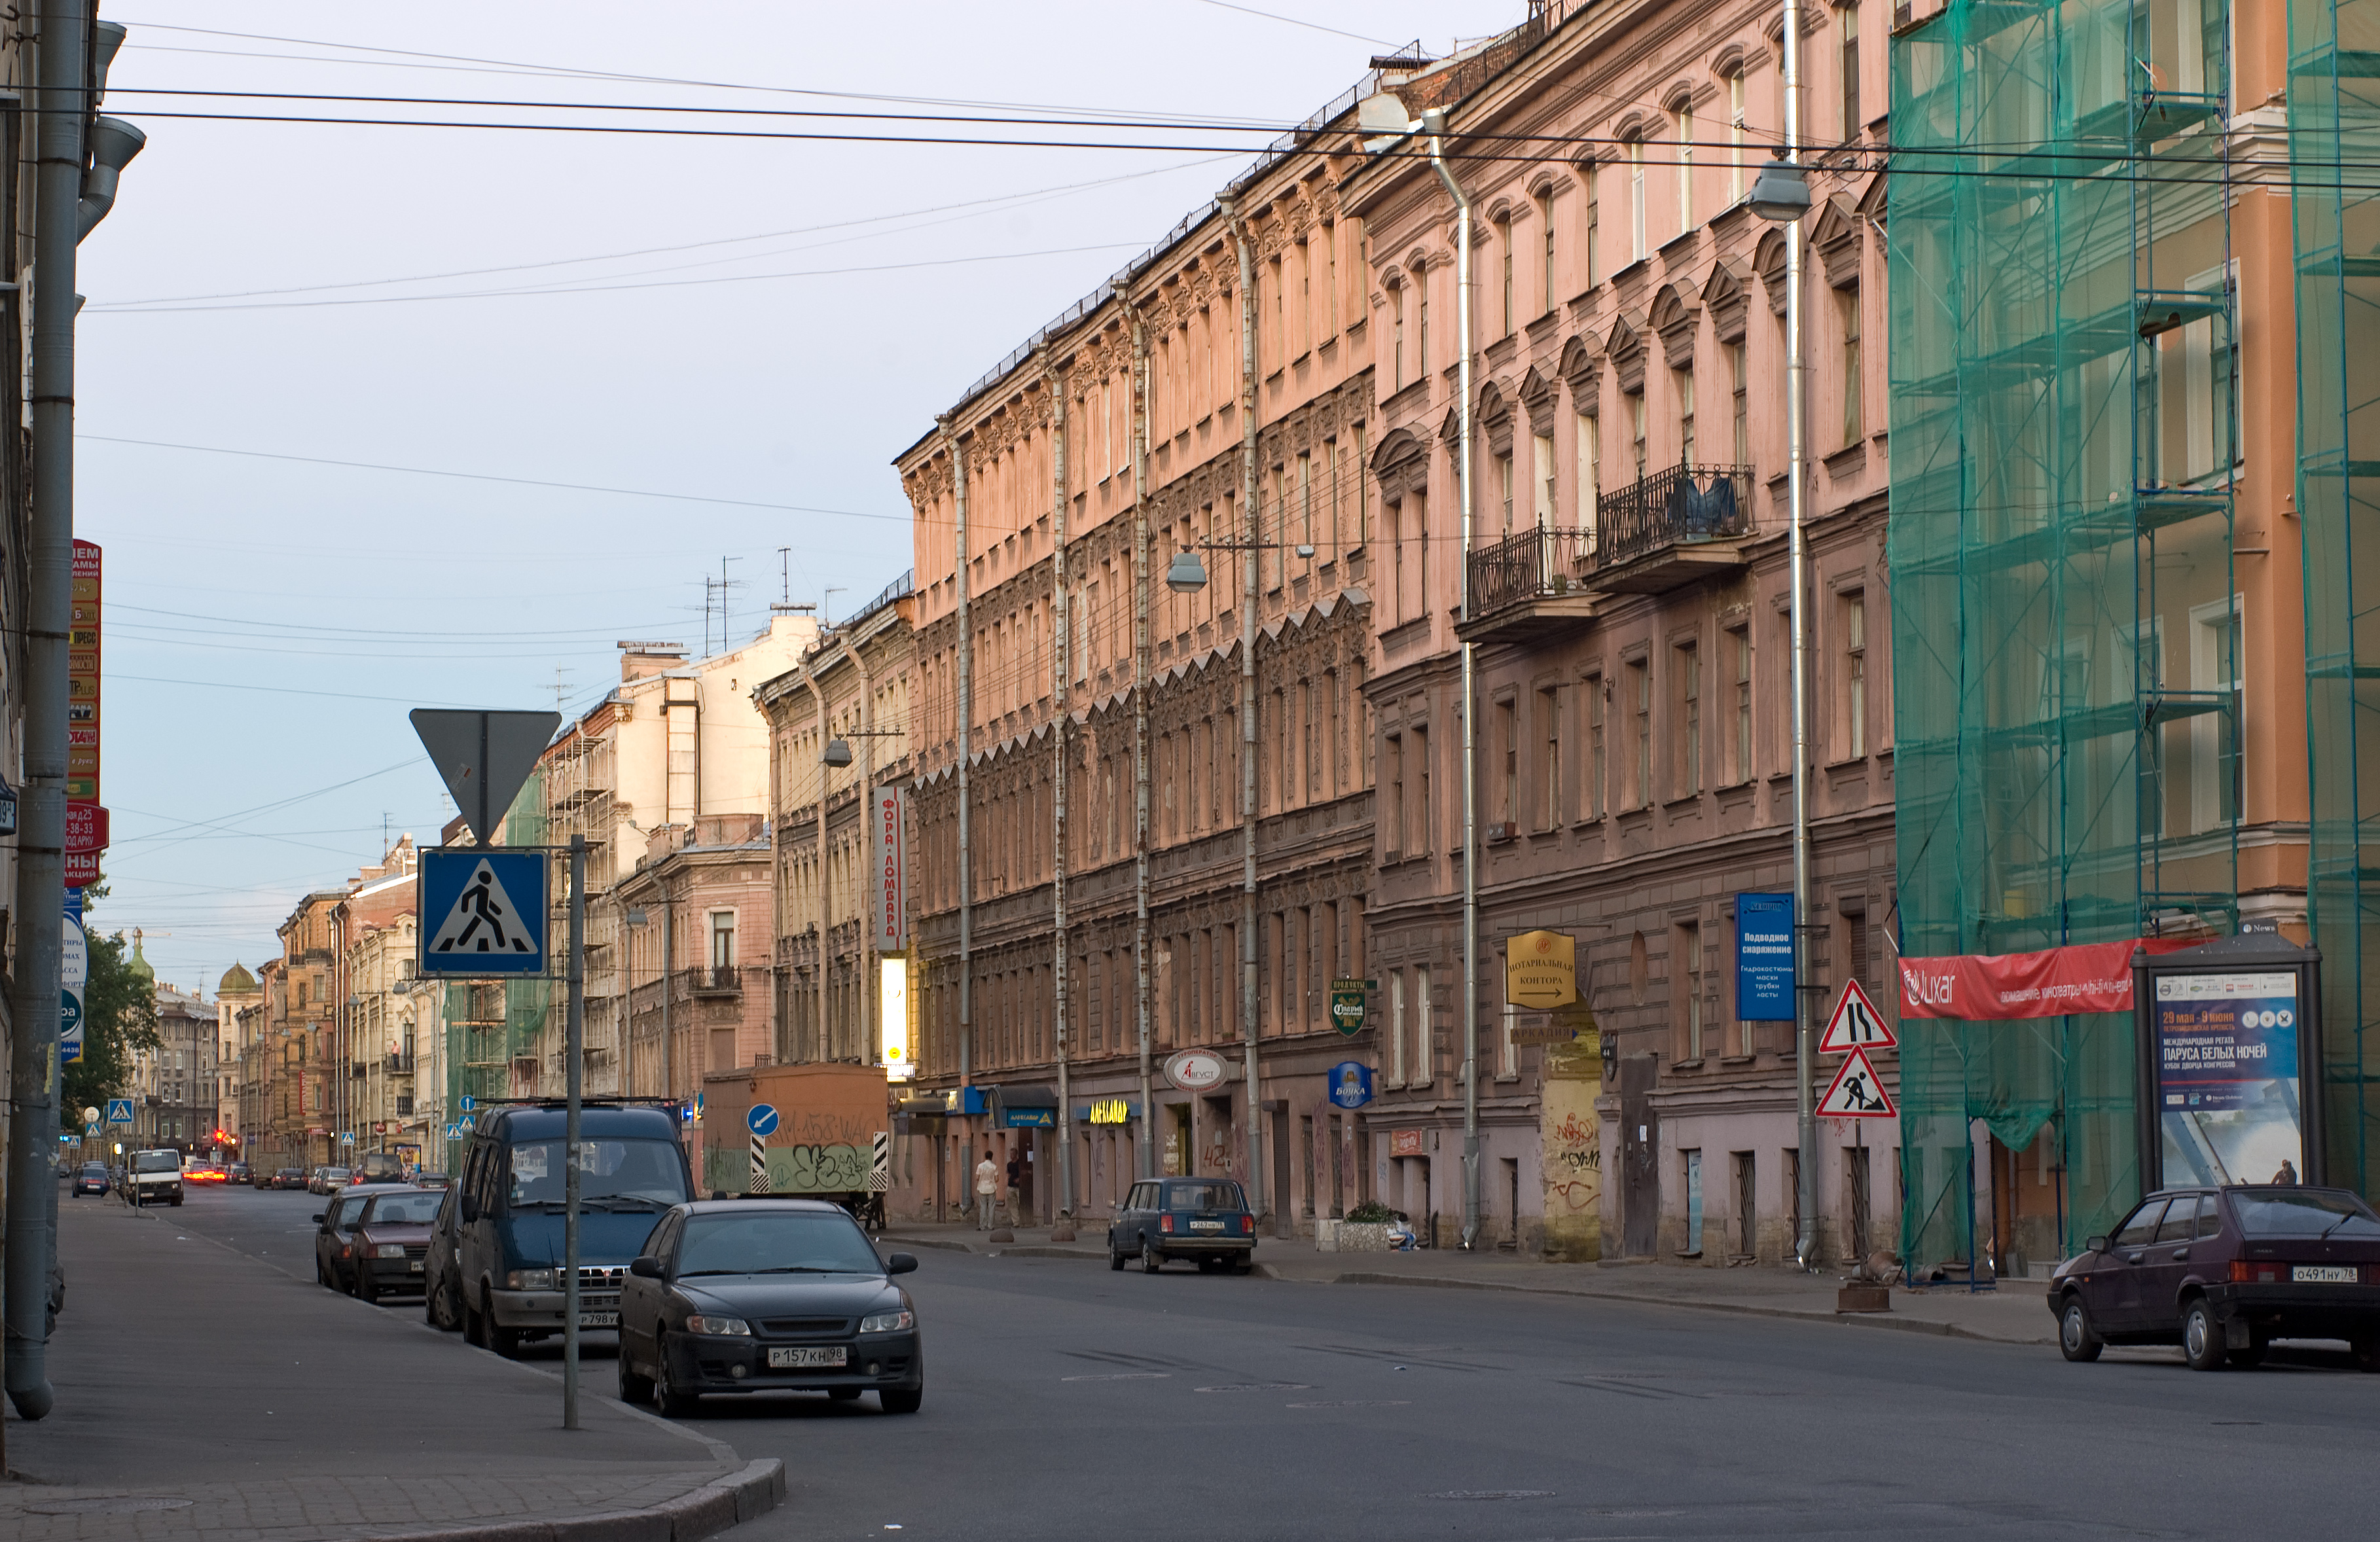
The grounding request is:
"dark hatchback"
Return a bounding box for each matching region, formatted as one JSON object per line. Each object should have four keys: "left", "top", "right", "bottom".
{"left": 618, "top": 1199, "right": 922, "bottom": 1416}
{"left": 346, "top": 1187, "right": 444, "bottom": 1303}
{"left": 2050, "top": 1185, "right": 2380, "bottom": 1371}
{"left": 1107, "top": 1177, "right": 1257, "bottom": 1273}
{"left": 314, "top": 1183, "right": 420, "bottom": 1293}
{"left": 71, "top": 1162, "right": 109, "bottom": 1197}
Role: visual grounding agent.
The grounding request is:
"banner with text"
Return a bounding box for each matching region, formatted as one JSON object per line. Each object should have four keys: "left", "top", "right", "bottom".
{"left": 1898, "top": 937, "right": 2198, "bottom": 1020}
{"left": 867, "top": 783, "right": 909, "bottom": 952}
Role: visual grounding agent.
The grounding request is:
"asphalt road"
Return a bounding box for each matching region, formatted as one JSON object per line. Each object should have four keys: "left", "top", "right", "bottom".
{"left": 167, "top": 1183, "right": 2380, "bottom": 1541}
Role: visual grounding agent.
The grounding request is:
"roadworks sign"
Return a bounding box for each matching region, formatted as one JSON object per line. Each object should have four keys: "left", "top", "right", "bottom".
{"left": 1818, "top": 978, "right": 1897, "bottom": 1053}
{"left": 1816, "top": 1047, "right": 1896, "bottom": 1119}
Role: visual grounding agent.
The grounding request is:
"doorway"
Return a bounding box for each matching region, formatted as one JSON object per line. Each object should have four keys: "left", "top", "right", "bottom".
{"left": 1620, "top": 1054, "right": 1659, "bottom": 1257}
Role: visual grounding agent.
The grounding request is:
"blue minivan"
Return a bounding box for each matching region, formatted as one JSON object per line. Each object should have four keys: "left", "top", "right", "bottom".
{"left": 445, "top": 1102, "right": 694, "bottom": 1358}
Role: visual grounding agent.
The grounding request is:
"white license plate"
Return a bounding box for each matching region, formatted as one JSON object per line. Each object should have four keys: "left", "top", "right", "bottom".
{"left": 2292, "top": 1265, "right": 2360, "bottom": 1284}
{"left": 578, "top": 1312, "right": 619, "bottom": 1328}
{"left": 408, "top": 1261, "right": 424, "bottom": 1272}
{"left": 1189, "top": 1221, "right": 1225, "bottom": 1232}
{"left": 767, "top": 1346, "right": 848, "bottom": 1369}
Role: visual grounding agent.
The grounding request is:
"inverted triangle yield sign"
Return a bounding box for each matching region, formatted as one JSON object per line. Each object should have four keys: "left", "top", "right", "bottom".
{"left": 1818, "top": 977, "right": 1898, "bottom": 1053}
{"left": 410, "top": 709, "right": 559, "bottom": 844}
{"left": 1816, "top": 1047, "right": 1896, "bottom": 1118}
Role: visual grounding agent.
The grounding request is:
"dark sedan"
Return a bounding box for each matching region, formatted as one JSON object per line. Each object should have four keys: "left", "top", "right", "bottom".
{"left": 71, "top": 1162, "right": 109, "bottom": 1198}
{"left": 348, "top": 1187, "right": 444, "bottom": 1303}
{"left": 1107, "top": 1177, "right": 1257, "bottom": 1273}
{"left": 618, "top": 1199, "right": 922, "bottom": 1416}
{"left": 2051, "top": 1185, "right": 2380, "bottom": 1371}
{"left": 272, "top": 1168, "right": 307, "bottom": 1191}
{"left": 314, "top": 1183, "right": 420, "bottom": 1294}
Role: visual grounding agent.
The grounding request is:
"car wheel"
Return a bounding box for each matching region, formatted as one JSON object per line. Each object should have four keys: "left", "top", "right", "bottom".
{"left": 462, "top": 1291, "right": 484, "bottom": 1346}
{"left": 617, "top": 1344, "right": 655, "bottom": 1404}
{"left": 2057, "top": 1297, "right": 2102, "bottom": 1363}
{"left": 1141, "top": 1238, "right": 1163, "bottom": 1274}
{"left": 1108, "top": 1245, "right": 1126, "bottom": 1272}
{"left": 484, "top": 1289, "right": 524, "bottom": 1359}
{"left": 431, "top": 1276, "right": 461, "bottom": 1332}
{"left": 653, "top": 1335, "right": 700, "bottom": 1417}
{"left": 880, "top": 1384, "right": 924, "bottom": 1415}
{"left": 357, "top": 1268, "right": 378, "bottom": 1305}
{"left": 170, "top": 1197, "right": 183, "bottom": 1207}
{"left": 827, "top": 1387, "right": 862, "bottom": 1403}
{"left": 2182, "top": 1297, "right": 2227, "bottom": 1372}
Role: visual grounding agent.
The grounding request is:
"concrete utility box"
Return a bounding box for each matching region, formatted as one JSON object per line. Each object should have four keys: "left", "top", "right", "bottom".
{"left": 702, "top": 1063, "right": 890, "bottom": 1199}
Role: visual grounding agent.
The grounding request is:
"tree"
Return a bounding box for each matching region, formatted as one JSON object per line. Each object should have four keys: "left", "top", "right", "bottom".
{"left": 63, "top": 928, "right": 159, "bottom": 1117}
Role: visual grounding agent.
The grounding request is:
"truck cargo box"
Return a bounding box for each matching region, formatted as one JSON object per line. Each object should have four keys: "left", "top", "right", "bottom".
{"left": 701, "top": 1062, "right": 890, "bottom": 1198}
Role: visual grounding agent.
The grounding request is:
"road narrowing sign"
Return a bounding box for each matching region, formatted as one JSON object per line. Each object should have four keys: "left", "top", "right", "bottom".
{"left": 1818, "top": 978, "right": 1897, "bottom": 1054}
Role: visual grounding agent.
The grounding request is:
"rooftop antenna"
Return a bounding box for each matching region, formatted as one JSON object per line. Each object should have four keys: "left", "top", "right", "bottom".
{"left": 777, "top": 547, "right": 791, "bottom": 607}
{"left": 550, "top": 666, "right": 572, "bottom": 716}
{"left": 822, "top": 586, "right": 846, "bottom": 628}
{"left": 721, "top": 555, "right": 742, "bottom": 651}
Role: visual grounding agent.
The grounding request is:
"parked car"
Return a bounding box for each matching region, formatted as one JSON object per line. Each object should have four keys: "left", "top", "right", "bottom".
{"left": 272, "top": 1168, "right": 308, "bottom": 1191}
{"left": 314, "top": 1183, "right": 419, "bottom": 1294}
{"left": 353, "top": 1151, "right": 407, "bottom": 1185}
{"left": 346, "top": 1187, "right": 443, "bottom": 1303}
{"left": 448, "top": 1102, "right": 694, "bottom": 1359}
{"left": 617, "top": 1198, "right": 922, "bottom": 1416}
{"left": 128, "top": 1149, "right": 185, "bottom": 1208}
{"left": 2051, "top": 1185, "right": 2380, "bottom": 1371}
{"left": 228, "top": 1162, "right": 251, "bottom": 1185}
{"left": 413, "top": 1172, "right": 450, "bottom": 1189}
{"left": 72, "top": 1162, "right": 109, "bottom": 1197}
{"left": 424, "top": 1183, "right": 465, "bottom": 1333}
{"left": 309, "top": 1166, "right": 352, "bottom": 1195}
{"left": 1107, "top": 1177, "right": 1257, "bottom": 1274}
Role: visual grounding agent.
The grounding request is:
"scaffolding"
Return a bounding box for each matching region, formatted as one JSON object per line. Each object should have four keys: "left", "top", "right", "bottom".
{"left": 437, "top": 772, "right": 555, "bottom": 1170}
{"left": 2290, "top": 0, "right": 2380, "bottom": 1196}
{"left": 1890, "top": 0, "right": 2241, "bottom": 1273}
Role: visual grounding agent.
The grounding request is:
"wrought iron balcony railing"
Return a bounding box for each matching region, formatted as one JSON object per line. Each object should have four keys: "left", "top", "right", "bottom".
{"left": 1592, "top": 462, "right": 1754, "bottom": 572}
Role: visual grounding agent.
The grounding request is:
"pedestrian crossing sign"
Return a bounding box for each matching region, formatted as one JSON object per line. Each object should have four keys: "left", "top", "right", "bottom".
{"left": 418, "top": 850, "right": 548, "bottom": 975}
{"left": 1816, "top": 1047, "right": 1896, "bottom": 1119}
{"left": 1818, "top": 977, "right": 1897, "bottom": 1053}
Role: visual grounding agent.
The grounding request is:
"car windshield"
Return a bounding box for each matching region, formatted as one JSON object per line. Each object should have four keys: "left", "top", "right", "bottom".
{"left": 507, "top": 1138, "right": 687, "bottom": 1208}
{"left": 321, "top": 1168, "right": 350, "bottom": 1181}
{"left": 2229, "top": 1189, "right": 2380, "bottom": 1238}
{"left": 676, "top": 1211, "right": 884, "bottom": 1276}
{"left": 133, "top": 1153, "right": 179, "bottom": 1172}
{"left": 1166, "top": 1182, "right": 1244, "bottom": 1212}
{"left": 80, "top": 1164, "right": 105, "bottom": 1174}
{"left": 361, "top": 1192, "right": 442, "bottom": 1225}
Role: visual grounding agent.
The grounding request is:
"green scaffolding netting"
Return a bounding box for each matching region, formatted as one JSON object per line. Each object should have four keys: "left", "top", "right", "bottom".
{"left": 2291, "top": 0, "right": 2380, "bottom": 1197}
{"left": 1890, "top": 0, "right": 2241, "bottom": 1272}
{"left": 439, "top": 773, "right": 554, "bottom": 1171}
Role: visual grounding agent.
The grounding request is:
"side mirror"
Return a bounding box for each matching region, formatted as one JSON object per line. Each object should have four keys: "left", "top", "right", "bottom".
{"left": 710, "top": 1190, "right": 729, "bottom": 1202}
{"left": 886, "top": 1252, "right": 918, "bottom": 1276}
{"left": 312, "top": 1212, "right": 325, "bottom": 1224}
{"left": 628, "top": 1255, "right": 666, "bottom": 1280}
{"left": 2085, "top": 1236, "right": 2108, "bottom": 1255}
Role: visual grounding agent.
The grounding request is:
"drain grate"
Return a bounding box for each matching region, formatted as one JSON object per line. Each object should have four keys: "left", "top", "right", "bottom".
{"left": 27, "top": 1497, "right": 196, "bottom": 1516}
{"left": 1426, "top": 1490, "right": 1557, "bottom": 1501}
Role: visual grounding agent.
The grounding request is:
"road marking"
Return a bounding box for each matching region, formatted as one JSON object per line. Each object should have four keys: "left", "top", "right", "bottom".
{"left": 1060, "top": 1372, "right": 1170, "bottom": 1381}
{"left": 1194, "top": 1382, "right": 1310, "bottom": 1392}
{"left": 1287, "top": 1399, "right": 1411, "bottom": 1408}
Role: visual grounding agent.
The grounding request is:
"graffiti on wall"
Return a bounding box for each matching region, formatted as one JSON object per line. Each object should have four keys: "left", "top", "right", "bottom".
{"left": 1538, "top": 1030, "right": 1604, "bottom": 1260}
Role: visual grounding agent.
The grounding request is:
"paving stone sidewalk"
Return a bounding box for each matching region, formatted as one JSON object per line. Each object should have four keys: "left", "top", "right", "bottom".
{"left": 882, "top": 1219, "right": 2057, "bottom": 1345}
{"left": 1, "top": 1195, "right": 784, "bottom": 1541}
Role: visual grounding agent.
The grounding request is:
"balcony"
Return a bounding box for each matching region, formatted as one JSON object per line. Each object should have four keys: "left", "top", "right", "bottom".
{"left": 1585, "top": 462, "right": 1755, "bottom": 594}
{"left": 690, "top": 965, "right": 742, "bottom": 997}
{"left": 387, "top": 1052, "right": 414, "bottom": 1075}
{"left": 1459, "top": 528, "right": 1600, "bottom": 643}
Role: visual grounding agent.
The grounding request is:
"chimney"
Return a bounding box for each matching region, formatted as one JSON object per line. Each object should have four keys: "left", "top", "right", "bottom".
{"left": 617, "top": 640, "right": 689, "bottom": 683}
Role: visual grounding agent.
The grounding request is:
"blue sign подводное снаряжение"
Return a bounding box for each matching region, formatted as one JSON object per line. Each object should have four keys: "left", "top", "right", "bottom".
{"left": 1736, "top": 892, "right": 1795, "bottom": 1022}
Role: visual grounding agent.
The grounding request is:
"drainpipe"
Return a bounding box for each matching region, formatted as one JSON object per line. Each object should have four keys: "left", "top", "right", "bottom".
{"left": 1221, "top": 197, "right": 1267, "bottom": 1225}
{"left": 1784, "top": 0, "right": 1819, "bottom": 1273}
{"left": 1422, "top": 109, "right": 1483, "bottom": 1252}
{"left": 1127, "top": 300, "right": 1156, "bottom": 1179}
{"left": 943, "top": 415, "right": 976, "bottom": 1184}
{"left": 1045, "top": 347, "right": 1077, "bottom": 1218}
{"left": 850, "top": 634, "right": 877, "bottom": 1066}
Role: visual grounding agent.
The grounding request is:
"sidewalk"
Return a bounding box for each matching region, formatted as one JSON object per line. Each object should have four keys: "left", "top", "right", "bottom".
{"left": 1, "top": 1196, "right": 783, "bottom": 1541}
{"left": 882, "top": 1219, "right": 2057, "bottom": 1346}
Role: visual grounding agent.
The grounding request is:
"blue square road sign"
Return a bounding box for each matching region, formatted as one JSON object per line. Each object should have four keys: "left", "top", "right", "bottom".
{"left": 418, "top": 850, "right": 549, "bottom": 975}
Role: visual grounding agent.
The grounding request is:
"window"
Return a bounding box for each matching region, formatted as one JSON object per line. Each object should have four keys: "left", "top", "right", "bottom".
{"left": 1393, "top": 501, "right": 1408, "bottom": 620}
{"left": 1497, "top": 451, "right": 1515, "bottom": 536}
{"left": 1730, "top": 626, "right": 1754, "bottom": 781}
{"left": 1415, "top": 965, "right": 1433, "bottom": 1081}
{"left": 1390, "top": 970, "right": 1408, "bottom": 1083}
{"left": 1387, "top": 734, "right": 1405, "bottom": 857}
{"left": 1839, "top": 285, "right": 1864, "bottom": 443}
{"left": 1392, "top": 282, "right": 1406, "bottom": 389}
{"left": 1322, "top": 222, "right": 1338, "bottom": 338}
{"left": 1677, "top": 368, "right": 1696, "bottom": 467}
{"left": 1299, "top": 450, "right": 1314, "bottom": 549}
{"left": 1534, "top": 432, "right": 1557, "bottom": 528}
{"left": 1500, "top": 982, "right": 1519, "bottom": 1077}
{"left": 1497, "top": 213, "right": 1514, "bottom": 336}
{"left": 1299, "top": 238, "right": 1312, "bottom": 355}
{"left": 1680, "top": 922, "right": 1704, "bottom": 1059}
{"left": 1585, "top": 673, "right": 1607, "bottom": 819}
{"left": 1630, "top": 658, "right": 1652, "bottom": 806}
{"left": 1354, "top": 422, "right": 1368, "bottom": 545}
{"left": 1729, "top": 342, "right": 1748, "bottom": 467}
{"left": 2192, "top": 597, "right": 2244, "bottom": 832}
{"left": 1578, "top": 406, "right": 1600, "bottom": 548}
{"left": 1498, "top": 697, "right": 1518, "bottom": 824}
{"left": 1841, "top": 3, "right": 1862, "bottom": 141}
{"left": 711, "top": 912, "right": 736, "bottom": 970}
{"left": 1584, "top": 171, "right": 1600, "bottom": 286}
{"left": 1678, "top": 641, "right": 1703, "bottom": 794}
{"left": 1417, "top": 262, "right": 1430, "bottom": 378}
{"left": 1727, "top": 69, "right": 1748, "bottom": 204}
{"left": 1676, "top": 103, "right": 1695, "bottom": 234}
{"left": 1630, "top": 393, "right": 1649, "bottom": 481}
{"left": 1415, "top": 725, "right": 1432, "bottom": 852}
{"left": 1539, "top": 192, "right": 1556, "bottom": 315}
{"left": 1627, "top": 134, "right": 1648, "bottom": 260}
{"left": 1540, "top": 686, "right": 1563, "bottom": 829}
{"left": 1843, "top": 593, "right": 1867, "bottom": 759}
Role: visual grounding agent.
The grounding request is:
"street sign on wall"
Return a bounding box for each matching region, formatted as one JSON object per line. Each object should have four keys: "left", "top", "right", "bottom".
{"left": 417, "top": 850, "right": 548, "bottom": 975}
{"left": 1505, "top": 930, "right": 1576, "bottom": 1009}
{"left": 1164, "top": 1048, "right": 1227, "bottom": 1092}
{"left": 1735, "top": 893, "right": 1795, "bottom": 1021}
{"left": 69, "top": 540, "right": 101, "bottom": 803}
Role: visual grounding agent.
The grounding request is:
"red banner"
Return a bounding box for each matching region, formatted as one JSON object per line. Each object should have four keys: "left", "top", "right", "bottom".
{"left": 1898, "top": 938, "right": 2198, "bottom": 1020}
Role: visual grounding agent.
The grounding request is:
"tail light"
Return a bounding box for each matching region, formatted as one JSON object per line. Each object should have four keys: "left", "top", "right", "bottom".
{"left": 1161, "top": 1214, "right": 1174, "bottom": 1233}
{"left": 1242, "top": 1215, "right": 1254, "bottom": 1234}
{"left": 2229, "top": 1261, "right": 2281, "bottom": 1283}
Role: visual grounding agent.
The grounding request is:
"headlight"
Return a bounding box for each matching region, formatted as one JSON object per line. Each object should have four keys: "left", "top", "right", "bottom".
{"left": 376, "top": 1244, "right": 407, "bottom": 1259}
{"left": 505, "top": 1268, "right": 557, "bottom": 1290}
{"left": 683, "top": 1314, "right": 750, "bottom": 1336}
{"left": 859, "top": 1309, "right": 915, "bottom": 1335}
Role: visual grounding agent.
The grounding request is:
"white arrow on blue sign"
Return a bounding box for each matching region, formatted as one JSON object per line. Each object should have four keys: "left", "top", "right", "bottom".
{"left": 747, "top": 1103, "right": 780, "bottom": 1138}
{"left": 458, "top": 1095, "right": 476, "bottom": 1111}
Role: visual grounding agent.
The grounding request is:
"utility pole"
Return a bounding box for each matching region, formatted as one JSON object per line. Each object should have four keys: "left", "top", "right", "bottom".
{"left": 1045, "top": 348, "right": 1075, "bottom": 1223}
{"left": 1783, "top": 0, "right": 1820, "bottom": 1273}
{"left": 1128, "top": 303, "right": 1155, "bottom": 1179}
{"left": 563, "top": 834, "right": 585, "bottom": 1427}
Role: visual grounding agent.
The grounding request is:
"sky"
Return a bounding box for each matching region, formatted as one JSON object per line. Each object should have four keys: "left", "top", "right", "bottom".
{"left": 84, "top": 1, "right": 1521, "bottom": 995}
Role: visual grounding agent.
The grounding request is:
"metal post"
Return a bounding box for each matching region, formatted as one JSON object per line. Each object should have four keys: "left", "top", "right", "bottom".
{"left": 1047, "top": 349, "right": 1077, "bottom": 1217}
{"left": 1129, "top": 306, "right": 1156, "bottom": 1179}
{"left": 5, "top": 1, "right": 87, "bottom": 1423}
{"left": 658, "top": 884, "right": 672, "bottom": 1107}
{"left": 564, "top": 834, "right": 585, "bottom": 1427}
{"left": 1223, "top": 200, "right": 1266, "bottom": 1222}
{"left": 1426, "top": 118, "right": 1481, "bottom": 1251}
{"left": 1784, "top": 0, "right": 1818, "bottom": 1272}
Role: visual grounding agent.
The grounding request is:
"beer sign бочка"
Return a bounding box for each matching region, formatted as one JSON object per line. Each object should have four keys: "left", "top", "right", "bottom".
{"left": 1506, "top": 929, "right": 1576, "bottom": 1009}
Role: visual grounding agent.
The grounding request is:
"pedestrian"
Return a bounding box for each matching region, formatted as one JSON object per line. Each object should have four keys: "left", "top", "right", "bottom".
{"left": 2271, "top": 1158, "right": 2298, "bottom": 1185}
{"left": 974, "top": 1149, "right": 998, "bottom": 1230}
{"left": 1005, "top": 1153, "right": 1024, "bottom": 1226}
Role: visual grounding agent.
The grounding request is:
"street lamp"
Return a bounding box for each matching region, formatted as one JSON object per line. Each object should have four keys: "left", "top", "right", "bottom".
{"left": 1750, "top": 7, "right": 1820, "bottom": 1272}
{"left": 1358, "top": 92, "right": 1483, "bottom": 1249}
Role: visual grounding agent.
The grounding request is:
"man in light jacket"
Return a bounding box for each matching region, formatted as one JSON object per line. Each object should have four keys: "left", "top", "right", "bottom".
{"left": 975, "top": 1150, "right": 999, "bottom": 1230}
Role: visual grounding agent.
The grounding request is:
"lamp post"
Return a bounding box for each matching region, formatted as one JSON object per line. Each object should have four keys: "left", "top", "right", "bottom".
{"left": 1747, "top": 12, "right": 1818, "bottom": 1269}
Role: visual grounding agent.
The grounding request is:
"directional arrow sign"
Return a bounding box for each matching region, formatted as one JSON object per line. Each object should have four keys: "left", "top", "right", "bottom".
{"left": 409, "top": 709, "right": 560, "bottom": 846}
{"left": 748, "top": 1102, "right": 780, "bottom": 1138}
{"left": 1818, "top": 978, "right": 1897, "bottom": 1054}
{"left": 1816, "top": 1047, "right": 1896, "bottom": 1119}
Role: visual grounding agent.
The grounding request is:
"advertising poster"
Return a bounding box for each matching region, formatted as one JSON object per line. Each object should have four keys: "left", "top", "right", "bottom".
{"left": 2154, "top": 971, "right": 2304, "bottom": 1187}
